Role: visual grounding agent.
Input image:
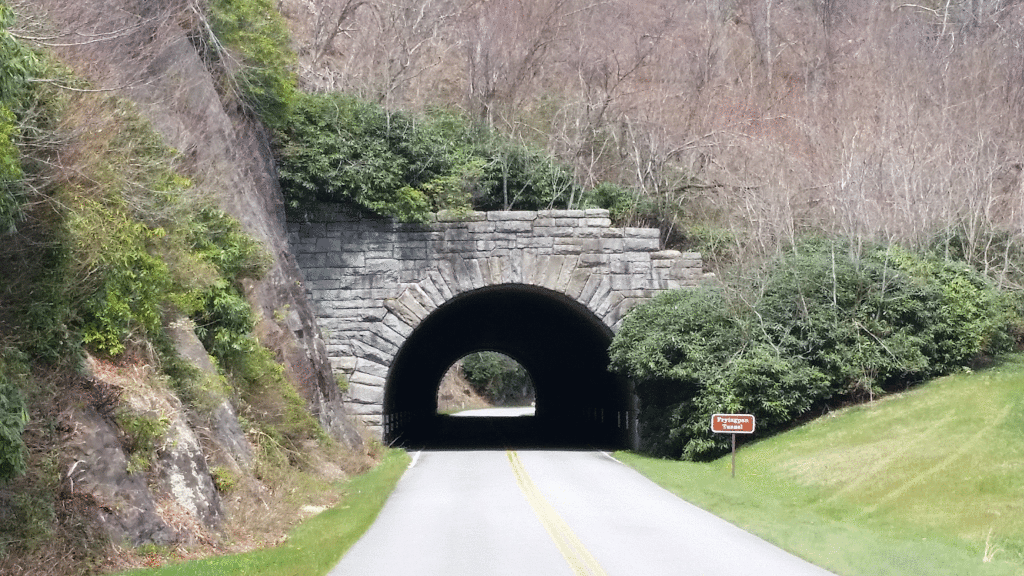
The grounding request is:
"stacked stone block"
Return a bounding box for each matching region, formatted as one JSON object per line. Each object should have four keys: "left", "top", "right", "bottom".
{"left": 287, "top": 205, "right": 703, "bottom": 436}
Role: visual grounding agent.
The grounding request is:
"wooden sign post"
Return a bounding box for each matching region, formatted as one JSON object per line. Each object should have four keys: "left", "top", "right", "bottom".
{"left": 710, "top": 414, "right": 756, "bottom": 478}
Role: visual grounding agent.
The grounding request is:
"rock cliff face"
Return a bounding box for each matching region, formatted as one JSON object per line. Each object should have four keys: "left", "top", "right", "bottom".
{"left": 66, "top": 403, "right": 181, "bottom": 547}
{"left": 24, "top": 0, "right": 363, "bottom": 547}
{"left": 67, "top": 356, "right": 225, "bottom": 547}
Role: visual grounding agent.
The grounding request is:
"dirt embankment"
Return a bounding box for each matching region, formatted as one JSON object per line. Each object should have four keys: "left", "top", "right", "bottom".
{"left": 437, "top": 362, "right": 492, "bottom": 413}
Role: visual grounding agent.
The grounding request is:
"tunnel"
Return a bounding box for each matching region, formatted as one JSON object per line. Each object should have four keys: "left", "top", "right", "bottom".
{"left": 383, "top": 284, "right": 635, "bottom": 449}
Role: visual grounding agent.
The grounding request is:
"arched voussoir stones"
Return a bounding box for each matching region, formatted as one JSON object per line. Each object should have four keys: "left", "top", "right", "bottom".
{"left": 287, "top": 206, "right": 706, "bottom": 438}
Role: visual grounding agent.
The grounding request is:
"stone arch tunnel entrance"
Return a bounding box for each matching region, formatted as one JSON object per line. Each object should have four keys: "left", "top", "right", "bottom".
{"left": 287, "top": 206, "right": 703, "bottom": 447}
{"left": 384, "top": 284, "right": 632, "bottom": 448}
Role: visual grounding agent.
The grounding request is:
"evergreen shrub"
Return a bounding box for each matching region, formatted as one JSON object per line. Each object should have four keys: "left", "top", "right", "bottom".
{"left": 610, "top": 238, "right": 1019, "bottom": 460}
{"left": 588, "top": 182, "right": 633, "bottom": 222}
{"left": 0, "top": 349, "right": 29, "bottom": 484}
{"left": 473, "top": 140, "right": 582, "bottom": 211}
{"left": 276, "top": 94, "right": 594, "bottom": 220}
{"left": 461, "top": 352, "right": 534, "bottom": 406}
{"left": 0, "top": 105, "right": 21, "bottom": 233}
{"left": 276, "top": 94, "right": 466, "bottom": 221}
{"left": 206, "top": 0, "right": 297, "bottom": 129}
{"left": 0, "top": 2, "right": 44, "bottom": 234}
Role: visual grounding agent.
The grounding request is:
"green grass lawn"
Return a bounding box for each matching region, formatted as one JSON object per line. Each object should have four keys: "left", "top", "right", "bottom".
{"left": 618, "top": 355, "right": 1024, "bottom": 576}
{"left": 117, "top": 449, "right": 410, "bottom": 576}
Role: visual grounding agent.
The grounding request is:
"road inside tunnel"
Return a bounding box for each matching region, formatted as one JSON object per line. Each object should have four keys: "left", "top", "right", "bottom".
{"left": 383, "top": 284, "right": 634, "bottom": 449}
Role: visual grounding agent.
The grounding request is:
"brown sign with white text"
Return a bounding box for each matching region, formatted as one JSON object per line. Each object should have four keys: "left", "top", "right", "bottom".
{"left": 710, "top": 414, "right": 756, "bottom": 434}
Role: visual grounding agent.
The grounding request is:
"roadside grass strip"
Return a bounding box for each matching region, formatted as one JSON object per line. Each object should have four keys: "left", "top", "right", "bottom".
{"left": 117, "top": 449, "right": 410, "bottom": 576}
{"left": 507, "top": 450, "right": 609, "bottom": 576}
{"left": 617, "top": 355, "right": 1024, "bottom": 576}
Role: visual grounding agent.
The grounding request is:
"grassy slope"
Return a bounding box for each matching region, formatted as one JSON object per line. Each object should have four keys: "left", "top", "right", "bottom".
{"left": 618, "top": 355, "right": 1024, "bottom": 576}
{"left": 117, "top": 450, "right": 410, "bottom": 576}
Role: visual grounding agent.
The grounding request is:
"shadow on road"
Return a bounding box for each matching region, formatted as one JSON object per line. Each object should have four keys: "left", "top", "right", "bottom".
{"left": 396, "top": 414, "right": 621, "bottom": 451}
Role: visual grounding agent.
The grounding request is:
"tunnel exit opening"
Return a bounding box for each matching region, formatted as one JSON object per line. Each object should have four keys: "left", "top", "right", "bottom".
{"left": 384, "top": 284, "right": 634, "bottom": 449}
{"left": 437, "top": 352, "right": 536, "bottom": 415}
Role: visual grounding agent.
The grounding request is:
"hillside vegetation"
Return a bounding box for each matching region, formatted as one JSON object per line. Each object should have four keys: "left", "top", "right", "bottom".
{"left": 283, "top": 0, "right": 1024, "bottom": 270}
{"left": 459, "top": 352, "right": 535, "bottom": 407}
{"left": 610, "top": 238, "right": 1022, "bottom": 459}
{"left": 619, "top": 354, "right": 1024, "bottom": 575}
{"left": 1, "top": 0, "right": 1023, "bottom": 572}
{"left": 273, "top": 0, "right": 1024, "bottom": 456}
{"left": 1, "top": 0, "right": 372, "bottom": 573}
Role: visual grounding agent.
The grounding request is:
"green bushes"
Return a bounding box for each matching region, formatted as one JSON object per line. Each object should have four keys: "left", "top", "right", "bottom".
{"left": 0, "top": 349, "right": 29, "bottom": 484}
{"left": 611, "top": 239, "right": 1019, "bottom": 460}
{"left": 197, "top": 0, "right": 616, "bottom": 221}
{"left": 759, "top": 242, "right": 1017, "bottom": 389}
{"left": 0, "top": 2, "right": 44, "bottom": 234}
{"left": 76, "top": 215, "right": 173, "bottom": 356}
{"left": 0, "top": 105, "right": 20, "bottom": 233}
{"left": 184, "top": 216, "right": 322, "bottom": 452}
{"left": 205, "top": 0, "right": 297, "bottom": 129}
{"left": 1, "top": 90, "right": 278, "bottom": 445}
{"left": 0, "top": 6, "right": 75, "bottom": 365}
{"left": 473, "top": 140, "right": 582, "bottom": 212}
{"left": 0, "top": 0, "right": 316, "bottom": 486}
{"left": 185, "top": 208, "right": 269, "bottom": 367}
{"left": 0, "top": 4, "right": 39, "bottom": 105}
{"left": 460, "top": 352, "right": 534, "bottom": 406}
{"left": 53, "top": 97, "right": 268, "bottom": 366}
{"left": 116, "top": 409, "right": 169, "bottom": 475}
{"left": 588, "top": 182, "right": 637, "bottom": 223}
{"left": 276, "top": 95, "right": 468, "bottom": 221}
{"left": 275, "top": 93, "right": 595, "bottom": 220}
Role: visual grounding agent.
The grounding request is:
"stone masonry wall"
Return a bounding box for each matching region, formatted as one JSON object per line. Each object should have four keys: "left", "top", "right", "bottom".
{"left": 287, "top": 205, "right": 703, "bottom": 435}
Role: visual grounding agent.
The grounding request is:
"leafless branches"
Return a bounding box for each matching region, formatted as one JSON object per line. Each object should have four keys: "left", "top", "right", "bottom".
{"left": 310, "top": 0, "right": 366, "bottom": 65}
{"left": 19, "top": 0, "right": 1018, "bottom": 274}
{"left": 271, "top": 0, "right": 1024, "bottom": 274}
{"left": 462, "top": 0, "right": 577, "bottom": 127}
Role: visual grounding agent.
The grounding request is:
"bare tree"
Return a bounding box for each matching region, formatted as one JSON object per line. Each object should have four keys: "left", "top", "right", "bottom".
{"left": 370, "top": 0, "right": 460, "bottom": 107}
{"left": 310, "top": 0, "right": 367, "bottom": 66}
{"left": 273, "top": 0, "right": 1024, "bottom": 275}
{"left": 462, "top": 0, "right": 576, "bottom": 127}
{"left": 745, "top": 0, "right": 773, "bottom": 79}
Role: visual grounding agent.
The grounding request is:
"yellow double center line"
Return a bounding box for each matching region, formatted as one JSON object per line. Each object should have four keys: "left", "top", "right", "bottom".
{"left": 507, "top": 451, "right": 609, "bottom": 576}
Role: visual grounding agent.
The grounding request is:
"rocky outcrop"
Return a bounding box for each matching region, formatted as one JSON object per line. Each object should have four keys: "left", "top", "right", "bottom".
{"left": 66, "top": 350, "right": 229, "bottom": 547}
{"left": 155, "top": 410, "right": 223, "bottom": 534}
{"left": 65, "top": 405, "right": 179, "bottom": 547}
{"left": 166, "top": 318, "right": 254, "bottom": 470}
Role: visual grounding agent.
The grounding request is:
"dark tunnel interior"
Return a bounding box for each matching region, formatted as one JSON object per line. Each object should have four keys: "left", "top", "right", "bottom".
{"left": 383, "top": 284, "right": 635, "bottom": 449}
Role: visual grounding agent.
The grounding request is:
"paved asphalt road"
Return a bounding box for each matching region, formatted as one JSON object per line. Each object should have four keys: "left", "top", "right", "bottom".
{"left": 329, "top": 420, "right": 836, "bottom": 575}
